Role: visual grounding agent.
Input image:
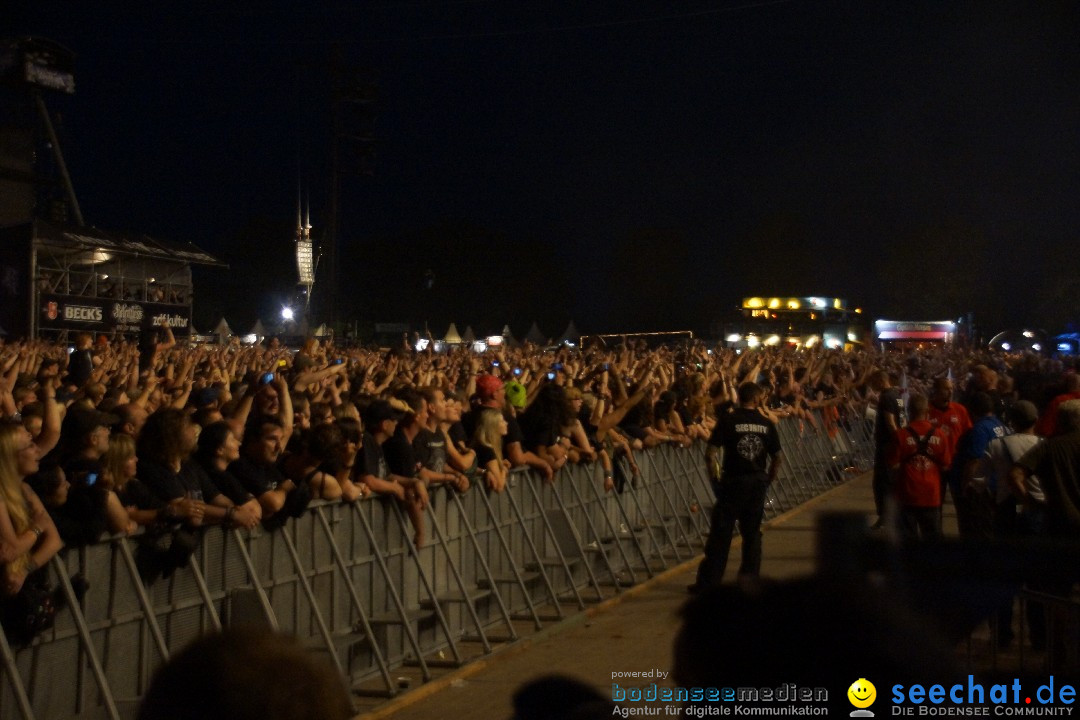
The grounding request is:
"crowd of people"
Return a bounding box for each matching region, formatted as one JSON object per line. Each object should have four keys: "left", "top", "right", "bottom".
{"left": 1, "top": 325, "right": 1079, "bottom": 647}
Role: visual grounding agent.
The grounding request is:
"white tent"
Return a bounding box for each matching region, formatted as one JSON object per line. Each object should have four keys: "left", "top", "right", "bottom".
{"left": 248, "top": 319, "right": 266, "bottom": 338}
{"left": 501, "top": 324, "right": 520, "bottom": 348}
{"left": 461, "top": 325, "right": 476, "bottom": 343}
{"left": 313, "top": 323, "right": 330, "bottom": 337}
{"left": 556, "top": 320, "right": 581, "bottom": 345}
{"left": 444, "top": 323, "right": 463, "bottom": 344}
{"left": 212, "top": 317, "right": 233, "bottom": 337}
{"left": 524, "top": 322, "right": 546, "bottom": 345}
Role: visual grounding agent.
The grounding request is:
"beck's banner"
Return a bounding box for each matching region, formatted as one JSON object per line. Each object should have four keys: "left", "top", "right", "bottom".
{"left": 39, "top": 294, "right": 191, "bottom": 335}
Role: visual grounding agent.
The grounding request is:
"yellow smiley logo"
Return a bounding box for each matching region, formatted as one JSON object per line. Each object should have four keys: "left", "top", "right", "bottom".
{"left": 848, "top": 678, "right": 876, "bottom": 709}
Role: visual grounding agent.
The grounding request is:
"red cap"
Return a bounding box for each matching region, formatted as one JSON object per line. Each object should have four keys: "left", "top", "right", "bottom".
{"left": 476, "top": 374, "right": 504, "bottom": 402}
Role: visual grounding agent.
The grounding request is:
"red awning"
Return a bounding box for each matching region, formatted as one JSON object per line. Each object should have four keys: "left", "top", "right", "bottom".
{"left": 878, "top": 331, "right": 948, "bottom": 340}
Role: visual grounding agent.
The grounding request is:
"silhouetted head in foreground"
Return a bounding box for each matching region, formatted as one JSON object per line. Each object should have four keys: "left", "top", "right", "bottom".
{"left": 512, "top": 674, "right": 613, "bottom": 720}
{"left": 137, "top": 628, "right": 353, "bottom": 720}
{"left": 674, "top": 578, "right": 960, "bottom": 703}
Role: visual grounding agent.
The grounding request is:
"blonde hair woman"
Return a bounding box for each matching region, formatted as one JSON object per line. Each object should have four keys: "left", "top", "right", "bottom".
{"left": 101, "top": 434, "right": 147, "bottom": 535}
{"left": 471, "top": 408, "right": 509, "bottom": 492}
{"left": 0, "top": 423, "right": 62, "bottom": 598}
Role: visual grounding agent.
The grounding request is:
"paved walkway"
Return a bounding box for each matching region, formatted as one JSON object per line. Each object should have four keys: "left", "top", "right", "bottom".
{"left": 357, "top": 471, "right": 883, "bottom": 720}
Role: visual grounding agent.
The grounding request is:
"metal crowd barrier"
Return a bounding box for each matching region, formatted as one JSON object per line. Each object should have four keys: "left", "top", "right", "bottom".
{"left": 965, "top": 587, "right": 1080, "bottom": 677}
{"left": 1, "top": 411, "right": 872, "bottom": 720}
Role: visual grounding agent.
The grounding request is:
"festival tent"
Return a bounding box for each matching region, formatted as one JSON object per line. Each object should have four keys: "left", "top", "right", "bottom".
{"left": 501, "top": 324, "right": 520, "bottom": 348}
{"left": 524, "top": 322, "right": 546, "bottom": 345}
{"left": 444, "top": 323, "right": 463, "bottom": 344}
{"left": 556, "top": 320, "right": 581, "bottom": 346}
{"left": 248, "top": 319, "right": 266, "bottom": 339}
{"left": 461, "top": 326, "right": 477, "bottom": 344}
{"left": 212, "top": 317, "right": 233, "bottom": 338}
{"left": 313, "top": 323, "right": 330, "bottom": 337}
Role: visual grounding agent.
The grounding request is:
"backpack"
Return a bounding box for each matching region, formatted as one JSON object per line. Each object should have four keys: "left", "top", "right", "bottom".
{"left": 903, "top": 427, "right": 936, "bottom": 466}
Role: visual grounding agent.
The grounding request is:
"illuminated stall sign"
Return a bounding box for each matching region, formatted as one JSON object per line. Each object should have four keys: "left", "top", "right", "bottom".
{"left": 874, "top": 320, "right": 956, "bottom": 342}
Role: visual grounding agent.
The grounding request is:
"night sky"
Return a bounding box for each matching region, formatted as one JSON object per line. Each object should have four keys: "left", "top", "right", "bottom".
{"left": 9, "top": 1, "right": 1080, "bottom": 338}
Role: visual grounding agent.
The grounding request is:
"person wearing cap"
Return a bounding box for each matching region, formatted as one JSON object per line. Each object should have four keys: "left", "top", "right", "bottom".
{"left": 504, "top": 380, "right": 528, "bottom": 414}
{"left": 466, "top": 375, "right": 554, "bottom": 481}
{"left": 59, "top": 408, "right": 119, "bottom": 484}
{"left": 359, "top": 399, "right": 430, "bottom": 547}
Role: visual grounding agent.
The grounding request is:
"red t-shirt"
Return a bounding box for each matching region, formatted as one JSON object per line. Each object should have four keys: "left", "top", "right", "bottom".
{"left": 928, "top": 401, "right": 972, "bottom": 460}
{"left": 888, "top": 420, "right": 953, "bottom": 508}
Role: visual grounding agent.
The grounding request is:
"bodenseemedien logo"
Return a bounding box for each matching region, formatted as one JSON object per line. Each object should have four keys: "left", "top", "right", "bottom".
{"left": 848, "top": 678, "right": 876, "bottom": 717}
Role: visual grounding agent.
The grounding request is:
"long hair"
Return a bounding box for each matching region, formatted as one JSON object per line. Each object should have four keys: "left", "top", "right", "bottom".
{"left": 137, "top": 408, "right": 190, "bottom": 467}
{"left": 195, "top": 421, "right": 233, "bottom": 467}
{"left": 102, "top": 433, "right": 137, "bottom": 492}
{"left": 473, "top": 408, "right": 504, "bottom": 462}
{"left": 0, "top": 423, "right": 32, "bottom": 576}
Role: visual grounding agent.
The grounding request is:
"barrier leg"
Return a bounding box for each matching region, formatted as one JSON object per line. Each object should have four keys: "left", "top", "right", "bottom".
{"left": 474, "top": 483, "right": 544, "bottom": 630}
{"left": 618, "top": 459, "right": 671, "bottom": 570}
{"left": 314, "top": 506, "right": 403, "bottom": 693}
{"left": 671, "top": 448, "right": 713, "bottom": 537}
{"left": 115, "top": 538, "right": 171, "bottom": 661}
{"left": 226, "top": 528, "right": 280, "bottom": 631}
{"left": 664, "top": 448, "right": 709, "bottom": 540}
{"left": 567, "top": 470, "right": 636, "bottom": 588}
{"left": 347, "top": 503, "right": 432, "bottom": 680}
{"left": 387, "top": 501, "right": 464, "bottom": 666}
{"left": 546, "top": 476, "right": 606, "bottom": 602}
{"left": 50, "top": 555, "right": 121, "bottom": 720}
{"left": 609, "top": 459, "right": 660, "bottom": 577}
{"left": 648, "top": 449, "right": 694, "bottom": 558}
{"left": 277, "top": 528, "right": 346, "bottom": 679}
{"left": 0, "top": 615, "right": 35, "bottom": 720}
{"left": 423, "top": 503, "right": 493, "bottom": 654}
{"left": 503, "top": 479, "right": 566, "bottom": 621}
{"left": 187, "top": 555, "right": 222, "bottom": 631}
{"left": 449, "top": 491, "right": 518, "bottom": 642}
{"left": 521, "top": 474, "right": 586, "bottom": 610}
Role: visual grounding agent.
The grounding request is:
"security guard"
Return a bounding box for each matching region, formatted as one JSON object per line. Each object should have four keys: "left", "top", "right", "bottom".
{"left": 693, "top": 381, "right": 782, "bottom": 590}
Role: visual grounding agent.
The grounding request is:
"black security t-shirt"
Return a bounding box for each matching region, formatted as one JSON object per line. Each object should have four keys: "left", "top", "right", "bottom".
{"left": 708, "top": 406, "right": 781, "bottom": 476}
{"left": 875, "top": 387, "right": 907, "bottom": 447}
